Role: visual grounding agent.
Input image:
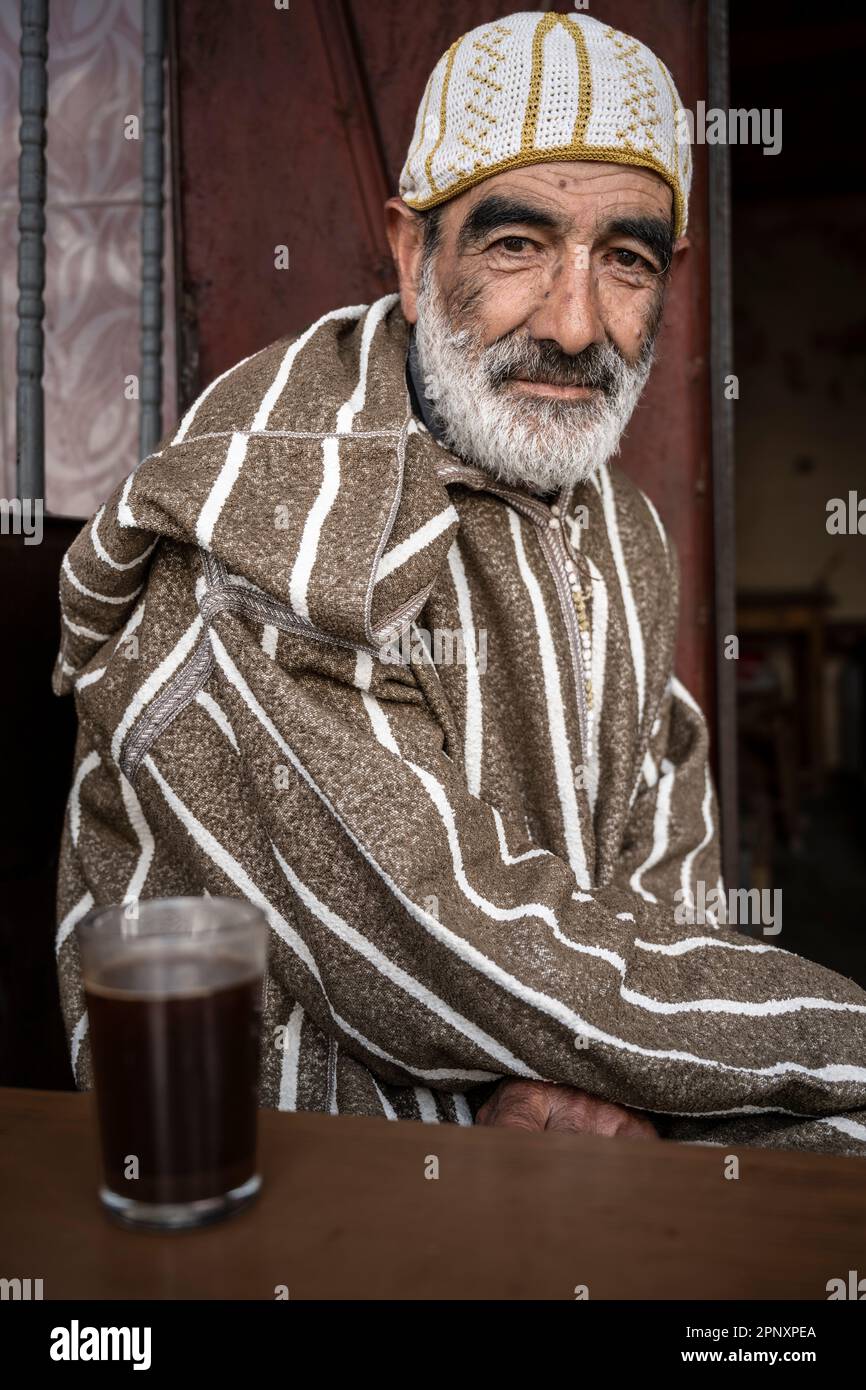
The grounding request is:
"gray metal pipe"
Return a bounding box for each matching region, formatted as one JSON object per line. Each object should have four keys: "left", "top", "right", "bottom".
{"left": 15, "top": 0, "right": 49, "bottom": 503}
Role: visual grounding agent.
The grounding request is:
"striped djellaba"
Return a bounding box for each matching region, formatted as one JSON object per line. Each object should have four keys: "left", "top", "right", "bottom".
{"left": 53, "top": 295, "right": 866, "bottom": 1156}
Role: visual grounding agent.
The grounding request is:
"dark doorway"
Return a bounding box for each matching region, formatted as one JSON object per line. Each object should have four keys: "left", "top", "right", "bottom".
{"left": 731, "top": 1, "right": 866, "bottom": 983}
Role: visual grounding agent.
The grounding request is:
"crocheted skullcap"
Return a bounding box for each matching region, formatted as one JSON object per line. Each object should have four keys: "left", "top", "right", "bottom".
{"left": 399, "top": 10, "right": 691, "bottom": 236}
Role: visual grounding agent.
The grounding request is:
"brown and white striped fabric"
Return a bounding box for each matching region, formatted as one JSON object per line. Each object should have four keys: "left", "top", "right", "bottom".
{"left": 54, "top": 294, "right": 866, "bottom": 1156}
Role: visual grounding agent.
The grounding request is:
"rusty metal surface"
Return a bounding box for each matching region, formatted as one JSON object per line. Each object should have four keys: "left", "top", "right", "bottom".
{"left": 598, "top": 0, "right": 715, "bottom": 725}
{"left": 172, "top": 0, "right": 716, "bottom": 723}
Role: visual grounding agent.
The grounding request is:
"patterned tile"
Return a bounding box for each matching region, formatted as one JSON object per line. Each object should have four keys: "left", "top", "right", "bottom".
{"left": 1, "top": 0, "right": 176, "bottom": 515}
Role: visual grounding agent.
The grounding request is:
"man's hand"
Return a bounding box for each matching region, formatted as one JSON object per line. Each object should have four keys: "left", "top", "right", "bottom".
{"left": 474, "top": 1079, "right": 659, "bottom": 1138}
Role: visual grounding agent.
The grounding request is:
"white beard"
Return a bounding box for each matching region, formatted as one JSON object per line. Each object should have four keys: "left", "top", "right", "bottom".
{"left": 413, "top": 260, "right": 657, "bottom": 494}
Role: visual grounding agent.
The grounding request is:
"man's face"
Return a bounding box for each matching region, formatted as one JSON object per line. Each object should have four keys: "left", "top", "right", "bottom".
{"left": 391, "top": 160, "right": 680, "bottom": 494}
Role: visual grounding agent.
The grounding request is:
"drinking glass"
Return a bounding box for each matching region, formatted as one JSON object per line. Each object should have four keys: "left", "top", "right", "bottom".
{"left": 76, "top": 896, "right": 268, "bottom": 1230}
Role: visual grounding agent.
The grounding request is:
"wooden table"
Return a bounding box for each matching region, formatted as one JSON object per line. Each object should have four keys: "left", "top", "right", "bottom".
{"left": 2, "top": 1088, "right": 865, "bottom": 1300}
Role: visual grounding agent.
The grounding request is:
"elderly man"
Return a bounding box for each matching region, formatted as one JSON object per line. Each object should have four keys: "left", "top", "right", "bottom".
{"left": 55, "top": 11, "right": 866, "bottom": 1154}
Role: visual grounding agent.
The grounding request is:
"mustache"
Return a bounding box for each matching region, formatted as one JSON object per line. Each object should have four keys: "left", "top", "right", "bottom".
{"left": 484, "top": 337, "right": 629, "bottom": 395}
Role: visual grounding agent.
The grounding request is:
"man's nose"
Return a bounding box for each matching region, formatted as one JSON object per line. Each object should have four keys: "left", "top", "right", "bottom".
{"left": 527, "top": 244, "right": 605, "bottom": 358}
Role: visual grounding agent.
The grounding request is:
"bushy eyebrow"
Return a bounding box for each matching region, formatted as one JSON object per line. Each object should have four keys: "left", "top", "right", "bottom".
{"left": 600, "top": 215, "right": 674, "bottom": 270}
{"left": 456, "top": 195, "right": 566, "bottom": 253}
{"left": 455, "top": 198, "right": 675, "bottom": 270}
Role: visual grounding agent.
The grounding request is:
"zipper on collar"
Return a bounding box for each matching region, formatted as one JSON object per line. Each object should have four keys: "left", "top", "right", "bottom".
{"left": 435, "top": 462, "right": 591, "bottom": 759}
{"left": 535, "top": 487, "right": 591, "bottom": 759}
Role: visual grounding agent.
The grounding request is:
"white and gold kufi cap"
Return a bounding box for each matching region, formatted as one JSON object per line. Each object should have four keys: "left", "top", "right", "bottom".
{"left": 399, "top": 11, "right": 692, "bottom": 236}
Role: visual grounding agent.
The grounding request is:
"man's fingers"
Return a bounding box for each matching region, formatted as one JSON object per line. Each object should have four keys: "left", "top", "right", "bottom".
{"left": 475, "top": 1083, "right": 553, "bottom": 1129}
{"left": 476, "top": 1099, "right": 550, "bottom": 1130}
{"left": 474, "top": 1079, "right": 659, "bottom": 1139}
{"left": 545, "top": 1091, "right": 660, "bottom": 1138}
{"left": 545, "top": 1097, "right": 597, "bottom": 1133}
{"left": 547, "top": 1108, "right": 659, "bottom": 1137}
{"left": 485, "top": 1104, "right": 549, "bottom": 1131}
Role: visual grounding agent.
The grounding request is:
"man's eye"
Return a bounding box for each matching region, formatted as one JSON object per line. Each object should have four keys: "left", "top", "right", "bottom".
{"left": 609, "top": 248, "right": 653, "bottom": 271}
{"left": 491, "top": 235, "right": 534, "bottom": 255}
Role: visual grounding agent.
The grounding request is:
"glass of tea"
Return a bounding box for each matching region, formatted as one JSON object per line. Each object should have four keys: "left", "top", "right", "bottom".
{"left": 76, "top": 896, "right": 268, "bottom": 1230}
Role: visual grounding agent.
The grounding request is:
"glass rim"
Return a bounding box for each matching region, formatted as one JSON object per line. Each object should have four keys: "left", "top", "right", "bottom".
{"left": 76, "top": 895, "right": 268, "bottom": 941}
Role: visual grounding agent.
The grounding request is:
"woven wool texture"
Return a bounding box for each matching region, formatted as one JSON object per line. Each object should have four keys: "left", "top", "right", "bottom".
{"left": 399, "top": 10, "right": 692, "bottom": 235}
{"left": 52, "top": 297, "right": 866, "bottom": 1156}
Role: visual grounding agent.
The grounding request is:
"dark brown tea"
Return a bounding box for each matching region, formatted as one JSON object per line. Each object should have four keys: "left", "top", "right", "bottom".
{"left": 85, "top": 951, "right": 263, "bottom": 1206}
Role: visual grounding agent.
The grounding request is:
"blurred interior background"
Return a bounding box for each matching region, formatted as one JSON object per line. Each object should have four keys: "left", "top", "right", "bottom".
{"left": 730, "top": 3, "right": 866, "bottom": 983}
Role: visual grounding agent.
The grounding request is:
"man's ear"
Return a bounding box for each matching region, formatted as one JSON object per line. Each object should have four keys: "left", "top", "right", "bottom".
{"left": 384, "top": 197, "right": 425, "bottom": 324}
{"left": 669, "top": 234, "right": 690, "bottom": 276}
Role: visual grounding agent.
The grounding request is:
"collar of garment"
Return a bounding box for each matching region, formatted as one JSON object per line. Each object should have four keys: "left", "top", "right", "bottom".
{"left": 405, "top": 325, "right": 449, "bottom": 447}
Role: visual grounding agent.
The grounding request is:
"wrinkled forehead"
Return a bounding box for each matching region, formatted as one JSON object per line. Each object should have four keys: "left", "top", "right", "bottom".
{"left": 434, "top": 160, "right": 676, "bottom": 246}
